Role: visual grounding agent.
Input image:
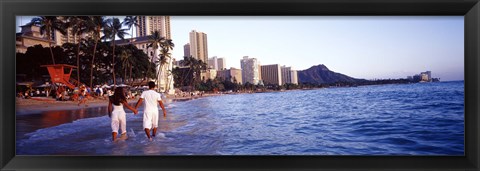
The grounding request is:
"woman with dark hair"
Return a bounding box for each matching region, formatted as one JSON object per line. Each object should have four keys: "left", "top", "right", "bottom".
{"left": 108, "top": 87, "right": 138, "bottom": 142}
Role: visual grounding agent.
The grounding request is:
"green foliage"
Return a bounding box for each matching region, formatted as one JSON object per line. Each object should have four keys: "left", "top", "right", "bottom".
{"left": 17, "top": 40, "right": 152, "bottom": 86}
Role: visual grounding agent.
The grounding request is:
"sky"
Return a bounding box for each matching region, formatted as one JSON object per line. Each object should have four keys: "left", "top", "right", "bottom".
{"left": 16, "top": 16, "right": 464, "bottom": 81}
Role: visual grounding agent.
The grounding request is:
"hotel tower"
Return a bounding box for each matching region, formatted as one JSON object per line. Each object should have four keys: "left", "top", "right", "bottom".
{"left": 189, "top": 30, "right": 208, "bottom": 63}
{"left": 136, "top": 16, "right": 171, "bottom": 38}
{"left": 241, "top": 56, "right": 261, "bottom": 85}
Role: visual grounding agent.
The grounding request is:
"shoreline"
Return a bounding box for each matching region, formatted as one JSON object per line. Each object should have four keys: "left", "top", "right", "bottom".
{"left": 16, "top": 81, "right": 450, "bottom": 115}
{"left": 16, "top": 93, "right": 226, "bottom": 115}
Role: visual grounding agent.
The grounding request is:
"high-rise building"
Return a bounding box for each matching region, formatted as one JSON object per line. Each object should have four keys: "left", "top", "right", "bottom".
{"left": 281, "top": 66, "right": 291, "bottom": 85}
{"left": 258, "top": 63, "right": 262, "bottom": 81}
{"left": 183, "top": 43, "right": 190, "bottom": 57}
{"left": 290, "top": 70, "right": 298, "bottom": 85}
{"left": 261, "top": 64, "right": 282, "bottom": 86}
{"left": 208, "top": 56, "right": 226, "bottom": 70}
{"left": 189, "top": 30, "right": 208, "bottom": 63}
{"left": 240, "top": 56, "right": 261, "bottom": 85}
{"left": 280, "top": 66, "right": 298, "bottom": 85}
{"left": 217, "top": 58, "right": 226, "bottom": 70}
{"left": 208, "top": 56, "right": 219, "bottom": 70}
{"left": 136, "top": 16, "right": 171, "bottom": 38}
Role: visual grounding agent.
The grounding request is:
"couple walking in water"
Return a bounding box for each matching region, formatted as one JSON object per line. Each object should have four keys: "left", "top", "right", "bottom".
{"left": 108, "top": 81, "right": 167, "bottom": 142}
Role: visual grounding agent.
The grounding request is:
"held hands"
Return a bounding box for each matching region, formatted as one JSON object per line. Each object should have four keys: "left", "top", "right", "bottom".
{"left": 133, "top": 109, "right": 138, "bottom": 115}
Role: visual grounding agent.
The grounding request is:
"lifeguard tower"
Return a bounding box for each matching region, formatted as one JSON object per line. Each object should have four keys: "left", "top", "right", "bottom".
{"left": 41, "top": 64, "right": 85, "bottom": 89}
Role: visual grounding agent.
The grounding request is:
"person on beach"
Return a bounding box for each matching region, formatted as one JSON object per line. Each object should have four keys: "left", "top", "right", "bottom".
{"left": 108, "top": 87, "right": 138, "bottom": 142}
{"left": 78, "top": 85, "right": 88, "bottom": 107}
{"left": 135, "top": 81, "right": 167, "bottom": 141}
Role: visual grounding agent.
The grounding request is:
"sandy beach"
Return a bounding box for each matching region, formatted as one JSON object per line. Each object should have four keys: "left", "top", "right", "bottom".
{"left": 16, "top": 93, "right": 225, "bottom": 115}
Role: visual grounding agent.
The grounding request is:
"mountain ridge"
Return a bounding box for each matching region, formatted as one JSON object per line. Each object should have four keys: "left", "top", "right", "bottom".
{"left": 297, "top": 64, "right": 365, "bottom": 84}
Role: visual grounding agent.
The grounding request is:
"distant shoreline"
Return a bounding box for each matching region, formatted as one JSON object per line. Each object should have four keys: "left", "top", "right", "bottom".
{"left": 16, "top": 81, "right": 463, "bottom": 115}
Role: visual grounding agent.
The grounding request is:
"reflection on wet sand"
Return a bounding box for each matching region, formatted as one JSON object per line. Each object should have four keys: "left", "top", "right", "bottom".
{"left": 16, "top": 106, "right": 109, "bottom": 140}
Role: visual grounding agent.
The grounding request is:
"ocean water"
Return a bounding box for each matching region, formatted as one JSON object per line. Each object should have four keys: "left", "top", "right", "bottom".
{"left": 16, "top": 81, "right": 464, "bottom": 155}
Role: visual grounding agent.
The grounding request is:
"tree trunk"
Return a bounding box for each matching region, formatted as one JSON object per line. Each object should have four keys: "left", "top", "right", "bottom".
{"left": 76, "top": 36, "right": 81, "bottom": 87}
{"left": 112, "top": 37, "right": 116, "bottom": 86}
{"left": 47, "top": 32, "right": 56, "bottom": 65}
{"left": 145, "top": 47, "right": 150, "bottom": 81}
{"left": 165, "top": 56, "right": 173, "bottom": 94}
{"left": 124, "top": 66, "right": 127, "bottom": 84}
{"left": 49, "top": 43, "right": 55, "bottom": 65}
{"left": 129, "top": 65, "right": 133, "bottom": 86}
{"left": 90, "top": 40, "right": 98, "bottom": 88}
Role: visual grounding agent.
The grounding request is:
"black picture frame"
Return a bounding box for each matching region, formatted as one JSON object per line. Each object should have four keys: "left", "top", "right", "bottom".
{"left": 1, "top": 0, "right": 479, "bottom": 170}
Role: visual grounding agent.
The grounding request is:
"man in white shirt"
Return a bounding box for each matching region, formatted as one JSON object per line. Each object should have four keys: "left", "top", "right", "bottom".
{"left": 135, "top": 81, "right": 167, "bottom": 141}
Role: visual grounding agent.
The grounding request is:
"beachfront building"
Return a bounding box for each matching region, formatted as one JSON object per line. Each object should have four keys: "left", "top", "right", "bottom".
{"left": 261, "top": 64, "right": 282, "bottom": 86}
{"left": 189, "top": 30, "right": 208, "bottom": 63}
{"left": 217, "top": 67, "right": 242, "bottom": 84}
{"left": 16, "top": 25, "right": 55, "bottom": 53}
{"left": 281, "top": 66, "right": 299, "bottom": 85}
{"left": 217, "top": 58, "right": 226, "bottom": 70}
{"left": 136, "top": 16, "right": 171, "bottom": 39}
{"left": 54, "top": 27, "right": 92, "bottom": 46}
{"left": 290, "top": 70, "right": 298, "bottom": 85}
{"left": 200, "top": 69, "right": 217, "bottom": 81}
{"left": 208, "top": 56, "right": 226, "bottom": 71}
{"left": 208, "top": 56, "right": 219, "bottom": 70}
{"left": 240, "top": 56, "right": 261, "bottom": 85}
{"left": 281, "top": 66, "right": 291, "bottom": 85}
{"left": 420, "top": 71, "right": 432, "bottom": 82}
{"left": 421, "top": 72, "right": 429, "bottom": 82}
{"left": 410, "top": 71, "right": 433, "bottom": 82}
{"left": 184, "top": 43, "right": 190, "bottom": 57}
{"left": 258, "top": 63, "right": 262, "bottom": 82}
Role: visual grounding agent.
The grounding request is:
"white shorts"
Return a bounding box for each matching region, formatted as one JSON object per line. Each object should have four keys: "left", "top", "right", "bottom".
{"left": 143, "top": 110, "right": 159, "bottom": 129}
{"left": 111, "top": 110, "right": 127, "bottom": 134}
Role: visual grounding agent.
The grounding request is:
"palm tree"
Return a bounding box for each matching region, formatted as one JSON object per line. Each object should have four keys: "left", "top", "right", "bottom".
{"left": 65, "top": 16, "right": 90, "bottom": 87}
{"left": 120, "top": 49, "right": 134, "bottom": 84}
{"left": 123, "top": 16, "right": 138, "bottom": 43}
{"left": 123, "top": 16, "right": 138, "bottom": 85}
{"left": 180, "top": 56, "right": 206, "bottom": 91}
{"left": 147, "top": 31, "right": 165, "bottom": 91}
{"left": 160, "top": 38, "right": 175, "bottom": 93}
{"left": 27, "top": 16, "right": 66, "bottom": 65}
{"left": 88, "top": 16, "right": 107, "bottom": 88}
{"left": 105, "top": 17, "right": 129, "bottom": 86}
